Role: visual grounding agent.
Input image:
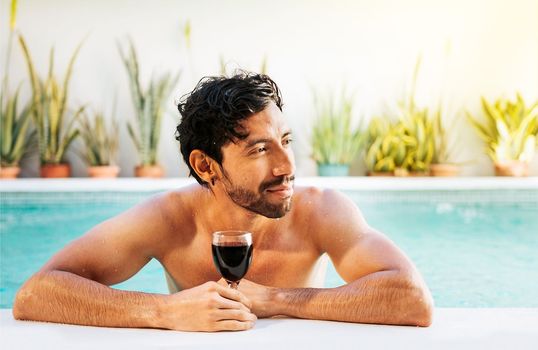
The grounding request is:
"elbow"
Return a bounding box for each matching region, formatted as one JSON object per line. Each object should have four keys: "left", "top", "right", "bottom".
{"left": 414, "top": 296, "right": 433, "bottom": 327}
{"left": 13, "top": 284, "right": 31, "bottom": 320}
{"left": 408, "top": 282, "right": 434, "bottom": 327}
{"left": 13, "top": 273, "right": 45, "bottom": 320}
{"left": 394, "top": 271, "right": 433, "bottom": 327}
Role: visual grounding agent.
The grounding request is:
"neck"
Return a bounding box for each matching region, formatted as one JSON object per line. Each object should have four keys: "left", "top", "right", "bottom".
{"left": 200, "top": 186, "right": 276, "bottom": 236}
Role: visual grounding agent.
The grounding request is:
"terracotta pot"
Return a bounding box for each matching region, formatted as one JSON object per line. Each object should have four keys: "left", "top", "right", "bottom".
{"left": 494, "top": 161, "right": 529, "bottom": 177}
{"left": 367, "top": 171, "right": 394, "bottom": 176}
{"left": 393, "top": 168, "right": 409, "bottom": 177}
{"left": 430, "top": 163, "right": 460, "bottom": 177}
{"left": 0, "top": 166, "right": 21, "bottom": 179}
{"left": 88, "top": 165, "right": 120, "bottom": 178}
{"left": 135, "top": 165, "right": 164, "bottom": 178}
{"left": 40, "top": 163, "right": 71, "bottom": 178}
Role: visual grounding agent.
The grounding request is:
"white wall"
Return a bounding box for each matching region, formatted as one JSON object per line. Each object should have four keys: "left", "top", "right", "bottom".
{"left": 2, "top": 0, "right": 538, "bottom": 177}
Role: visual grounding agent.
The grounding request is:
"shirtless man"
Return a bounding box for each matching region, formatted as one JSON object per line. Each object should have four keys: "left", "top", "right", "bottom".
{"left": 13, "top": 72, "right": 433, "bottom": 331}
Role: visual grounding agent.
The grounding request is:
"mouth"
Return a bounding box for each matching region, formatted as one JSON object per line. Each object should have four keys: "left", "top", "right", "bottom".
{"left": 266, "top": 185, "right": 294, "bottom": 199}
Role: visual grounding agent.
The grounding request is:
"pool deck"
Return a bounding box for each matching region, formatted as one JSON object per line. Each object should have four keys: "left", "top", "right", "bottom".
{"left": 1, "top": 176, "right": 538, "bottom": 192}
{"left": 1, "top": 308, "right": 537, "bottom": 349}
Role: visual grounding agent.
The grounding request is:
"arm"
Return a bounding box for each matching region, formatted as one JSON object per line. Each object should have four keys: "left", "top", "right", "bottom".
{"left": 241, "top": 189, "right": 433, "bottom": 326}
{"left": 13, "top": 193, "right": 255, "bottom": 331}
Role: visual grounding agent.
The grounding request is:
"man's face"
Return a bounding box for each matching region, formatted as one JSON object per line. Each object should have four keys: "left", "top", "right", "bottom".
{"left": 219, "top": 102, "right": 295, "bottom": 218}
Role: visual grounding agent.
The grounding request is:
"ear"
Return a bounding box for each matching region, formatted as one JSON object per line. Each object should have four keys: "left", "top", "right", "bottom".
{"left": 189, "top": 150, "right": 220, "bottom": 185}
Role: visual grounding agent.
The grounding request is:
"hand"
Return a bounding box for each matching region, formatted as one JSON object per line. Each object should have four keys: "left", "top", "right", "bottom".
{"left": 218, "top": 278, "right": 278, "bottom": 318}
{"left": 158, "top": 281, "right": 257, "bottom": 332}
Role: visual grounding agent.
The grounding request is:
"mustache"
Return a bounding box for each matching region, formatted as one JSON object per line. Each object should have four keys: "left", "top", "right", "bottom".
{"left": 260, "top": 175, "right": 295, "bottom": 192}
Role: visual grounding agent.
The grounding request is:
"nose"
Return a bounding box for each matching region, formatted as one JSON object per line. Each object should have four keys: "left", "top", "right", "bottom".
{"left": 272, "top": 146, "right": 295, "bottom": 178}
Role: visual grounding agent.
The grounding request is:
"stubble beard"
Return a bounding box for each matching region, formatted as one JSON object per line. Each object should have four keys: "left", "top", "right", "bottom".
{"left": 223, "top": 175, "right": 294, "bottom": 219}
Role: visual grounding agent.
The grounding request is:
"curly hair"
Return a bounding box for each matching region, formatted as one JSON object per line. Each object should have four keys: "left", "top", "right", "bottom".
{"left": 176, "top": 71, "right": 283, "bottom": 186}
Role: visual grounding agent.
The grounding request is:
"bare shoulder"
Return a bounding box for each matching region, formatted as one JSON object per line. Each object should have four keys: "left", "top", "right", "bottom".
{"left": 293, "top": 186, "right": 363, "bottom": 224}
{"left": 37, "top": 184, "right": 206, "bottom": 284}
{"left": 140, "top": 183, "right": 203, "bottom": 235}
{"left": 292, "top": 186, "right": 369, "bottom": 252}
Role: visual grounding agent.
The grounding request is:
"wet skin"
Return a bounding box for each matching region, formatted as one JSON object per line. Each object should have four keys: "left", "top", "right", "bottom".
{"left": 13, "top": 102, "right": 433, "bottom": 331}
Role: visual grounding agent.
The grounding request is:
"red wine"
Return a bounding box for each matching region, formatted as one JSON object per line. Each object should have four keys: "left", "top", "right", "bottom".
{"left": 212, "top": 243, "right": 253, "bottom": 283}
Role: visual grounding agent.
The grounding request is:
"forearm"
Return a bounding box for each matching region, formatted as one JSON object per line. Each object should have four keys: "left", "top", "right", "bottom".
{"left": 13, "top": 270, "right": 163, "bottom": 328}
{"left": 270, "top": 270, "right": 433, "bottom": 326}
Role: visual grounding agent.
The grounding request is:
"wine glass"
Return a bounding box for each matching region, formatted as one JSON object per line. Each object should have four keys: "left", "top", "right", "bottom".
{"left": 212, "top": 231, "right": 253, "bottom": 289}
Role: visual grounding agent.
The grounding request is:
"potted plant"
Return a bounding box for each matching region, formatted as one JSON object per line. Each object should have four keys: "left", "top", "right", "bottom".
{"left": 19, "top": 35, "right": 84, "bottom": 178}
{"left": 467, "top": 94, "right": 538, "bottom": 177}
{"left": 0, "top": 88, "right": 35, "bottom": 178}
{"left": 365, "top": 117, "right": 397, "bottom": 176}
{"left": 118, "top": 39, "right": 179, "bottom": 178}
{"left": 78, "top": 110, "right": 120, "bottom": 178}
{"left": 0, "top": 1, "right": 36, "bottom": 179}
{"left": 400, "top": 107, "right": 435, "bottom": 176}
{"left": 367, "top": 57, "right": 435, "bottom": 177}
{"left": 395, "top": 57, "right": 435, "bottom": 176}
{"left": 365, "top": 116, "right": 432, "bottom": 176}
{"left": 311, "top": 90, "right": 364, "bottom": 176}
{"left": 430, "top": 107, "right": 462, "bottom": 176}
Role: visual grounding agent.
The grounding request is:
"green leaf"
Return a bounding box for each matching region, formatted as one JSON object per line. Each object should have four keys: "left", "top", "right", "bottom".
{"left": 10, "top": 0, "right": 18, "bottom": 30}
{"left": 311, "top": 88, "right": 364, "bottom": 165}
{"left": 18, "top": 34, "right": 84, "bottom": 165}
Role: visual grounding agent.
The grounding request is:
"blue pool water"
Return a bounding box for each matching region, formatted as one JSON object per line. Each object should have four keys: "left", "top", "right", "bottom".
{"left": 1, "top": 189, "right": 537, "bottom": 308}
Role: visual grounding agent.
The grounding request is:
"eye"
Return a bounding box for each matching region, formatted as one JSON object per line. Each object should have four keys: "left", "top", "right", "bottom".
{"left": 256, "top": 146, "right": 267, "bottom": 153}
{"left": 283, "top": 138, "right": 293, "bottom": 146}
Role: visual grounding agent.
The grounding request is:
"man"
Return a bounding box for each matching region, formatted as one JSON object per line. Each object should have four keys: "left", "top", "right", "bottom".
{"left": 13, "top": 72, "right": 433, "bottom": 331}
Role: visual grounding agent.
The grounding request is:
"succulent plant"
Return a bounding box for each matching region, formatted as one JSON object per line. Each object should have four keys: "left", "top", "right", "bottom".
{"left": 19, "top": 35, "right": 84, "bottom": 165}
{"left": 118, "top": 39, "right": 179, "bottom": 166}
{"left": 78, "top": 110, "right": 119, "bottom": 166}
{"left": 0, "top": 86, "right": 35, "bottom": 167}
{"left": 311, "top": 90, "right": 365, "bottom": 166}
{"left": 467, "top": 94, "right": 538, "bottom": 163}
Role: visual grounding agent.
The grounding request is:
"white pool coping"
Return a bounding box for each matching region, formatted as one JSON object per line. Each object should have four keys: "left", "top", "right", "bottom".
{"left": 1, "top": 176, "right": 537, "bottom": 192}
{"left": 1, "top": 308, "right": 537, "bottom": 349}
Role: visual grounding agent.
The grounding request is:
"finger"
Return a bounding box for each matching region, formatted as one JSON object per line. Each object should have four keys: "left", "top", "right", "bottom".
{"left": 215, "top": 320, "right": 255, "bottom": 331}
{"left": 215, "top": 296, "right": 251, "bottom": 312}
{"left": 216, "top": 284, "right": 253, "bottom": 309}
{"left": 215, "top": 309, "right": 257, "bottom": 322}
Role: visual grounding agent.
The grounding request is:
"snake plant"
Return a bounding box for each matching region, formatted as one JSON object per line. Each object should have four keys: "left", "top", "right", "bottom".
{"left": 118, "top": 39, "right": 179, "bottom": 166}
{"left": 78, "top": 110, "right": 119, "bottom": 166}
{"left": 365, "top": 108, "right": 435, "bottom": 174}
{"left": 467, "top": 94, "right": 538, "bottom": 163}
{"left": 400, "top": 106, "right": 435, "bottom": 172}
{"left": 18, "top": 35, "right": 84, "bottom": 165}
{"left": 1, "top": 87, "right": 35, "bottom": 167}
{"left": 365, "top": 55, "right": 435, "bottom": 174}
{"left": 432, "top": 107, "right": 452, "bottom": 164}
{"left": 311, "top": 90, "right": 365, "bottom": 166}
{"left": 1, "top": 0, "right": 35, "bottom": 167}
{"left": 365, "top": 117, "right": 400, "bottom": 173}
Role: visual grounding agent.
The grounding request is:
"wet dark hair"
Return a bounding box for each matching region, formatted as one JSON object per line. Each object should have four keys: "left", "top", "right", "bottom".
{"left": 176, "top": 71, "right": 283, "bottom": 186}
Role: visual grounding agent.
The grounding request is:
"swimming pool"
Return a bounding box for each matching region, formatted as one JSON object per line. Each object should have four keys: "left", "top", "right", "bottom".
{"left": 1, "top": 180, "right": 537, "bottom": 309}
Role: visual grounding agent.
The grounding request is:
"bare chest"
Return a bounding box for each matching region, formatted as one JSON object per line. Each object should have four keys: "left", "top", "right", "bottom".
{"left": 160, "top": 229, "right": 323, "bottom": 291}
